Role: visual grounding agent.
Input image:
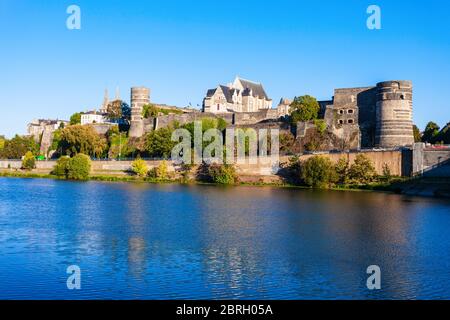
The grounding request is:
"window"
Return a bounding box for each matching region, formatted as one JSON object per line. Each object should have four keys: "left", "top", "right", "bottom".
{"left": 348, "top": 109, "right": 354, "bottom": 114}
{"left": 338, "top": 120, "right": 344, "bottom": 125}
{"left": 348, "top": 119, "right": 354, "bottom": 124}
{"left": 217, "top": 104, "right": 220, "bottom": 111}
{"left": 339, "top": 110, "right": 344, "bottom": 115}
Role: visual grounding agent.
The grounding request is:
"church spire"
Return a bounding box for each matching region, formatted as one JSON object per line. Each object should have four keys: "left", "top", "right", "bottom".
{"left": 101, "top": 88, "right": 109, "bottom": 113}
{"left": 115, "top": 86, "right": 120, "bottom": 101}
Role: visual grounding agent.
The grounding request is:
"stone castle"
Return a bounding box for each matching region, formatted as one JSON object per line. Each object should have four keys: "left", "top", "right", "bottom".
{"left": 318, "top": 80, "right": 414, "bottom": 149}
{"left": 128, "top": 79, "right": 414, "bottom": 150}
{"left": 27, "top": 78, "right": 414, "bottom": 153}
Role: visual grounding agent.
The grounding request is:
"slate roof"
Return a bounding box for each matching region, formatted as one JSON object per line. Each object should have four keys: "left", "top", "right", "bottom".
{"left": 205, "top": 77, "right": 271, "bottom": 102}
{"left": 238, "top": 78, "right": 270, "bottom": 100}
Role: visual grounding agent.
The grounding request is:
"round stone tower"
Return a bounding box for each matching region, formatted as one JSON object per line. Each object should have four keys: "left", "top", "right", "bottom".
{"left": 375, "top": 80, "right": 414, "bottom": 148}
{"left": 129, "top": 87, "right": 150, "bottom": 138}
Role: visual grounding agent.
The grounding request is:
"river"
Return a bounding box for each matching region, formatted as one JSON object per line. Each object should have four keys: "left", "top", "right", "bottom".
{"left": 1, "top": 177, "right": 450, "bottom": 299}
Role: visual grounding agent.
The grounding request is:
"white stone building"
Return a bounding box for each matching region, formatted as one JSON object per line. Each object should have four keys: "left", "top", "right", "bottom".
{"left": 203, "top": 77, "right": 273, "bottom": 113}
{"left": 80, "top": 111, "right": 108, "bottom": 125}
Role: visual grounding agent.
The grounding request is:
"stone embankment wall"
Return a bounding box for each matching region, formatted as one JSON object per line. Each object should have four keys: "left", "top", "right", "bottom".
{"left": 412, "top": 143, "right": 450, "bottom": 177}
{"left": 0, "top": 149, "right": 411, "bottom": 177}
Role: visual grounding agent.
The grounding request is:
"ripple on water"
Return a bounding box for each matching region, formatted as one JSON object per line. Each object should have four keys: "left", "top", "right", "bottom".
{"left": 1, "top": 179, "right": 450, "bottom": 299}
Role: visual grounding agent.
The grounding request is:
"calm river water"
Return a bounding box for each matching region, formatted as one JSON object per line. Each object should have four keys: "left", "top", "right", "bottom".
{"left": 1, "top": 177, "right": 450, "bottom": 299}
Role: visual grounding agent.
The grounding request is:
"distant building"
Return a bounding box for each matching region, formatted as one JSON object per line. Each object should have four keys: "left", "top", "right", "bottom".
{"left": 203, "top": 77, "right": 273, "bottom": 113}
{"left": 80, "top": 88, "right": 123, "bottom": 126}
{"left": 80, "top": 111, "right": 109, "bottom": 125}
{"left": 27, "top": 119, "right": 69, "bottom": 156}
{"left": 27, "top": 119, "right": 68, "bottom": 140}
{"left": 276, "top": 98, "right": 292, "bottom": 117}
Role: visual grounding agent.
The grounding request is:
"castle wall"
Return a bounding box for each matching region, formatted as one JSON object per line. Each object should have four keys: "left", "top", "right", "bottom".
{"left": 142, "top": 109, "right": 281, "bottom": 133}
{"left": 0, "top": 149, "right": 411, "bottom": 177}
{"left": 324, "top": 86, "right": 377, "bottom": 148}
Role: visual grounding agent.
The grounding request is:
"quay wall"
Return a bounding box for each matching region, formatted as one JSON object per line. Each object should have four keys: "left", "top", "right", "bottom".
{"left": 0, "top": 149, "right": 410, "bottom": 177}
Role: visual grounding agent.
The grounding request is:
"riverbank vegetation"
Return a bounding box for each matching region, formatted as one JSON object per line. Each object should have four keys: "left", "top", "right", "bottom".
{"left": 282, "top": 154, "right": 399, "bottom": 190}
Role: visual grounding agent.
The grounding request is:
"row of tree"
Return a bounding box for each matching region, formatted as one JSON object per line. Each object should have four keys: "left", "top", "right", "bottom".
{"left": 291, "top": 154, "right": 384, "bottom": 189}
{"left": 416, "top": 121, "right": 450, "bottom": 144}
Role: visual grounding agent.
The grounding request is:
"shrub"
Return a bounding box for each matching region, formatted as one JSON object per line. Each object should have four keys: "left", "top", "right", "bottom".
{"left": 52, "top": 156, "right": 70, "bottom": 177}
{"left": 348, "top": 154, "right": 376, "bottom": 184}
{"left": 314, "top": 119, "right": 327, "bottom": 135}
{"left": 22, "top": 151, "right": 36, "bottom": 170}
{"left": 148, "top": 160, "right": 169, "bottom": 180}
{"left": 131, "top": 158, "right": 148, "bottom": 177}
{"left": 67, "top": 154, "right": 91, "bottom": 180}
{"left": 207, "top": 164, "right": 237, "bottom": 185}
{"left": 381, "top": 163, "right": 392, "bottom": 182}
{"left": 279, "top": 132, "right": 295, "bottom": 154}
{"left": 301, "top": 156, "right": 337, "bottom": 188}
{"left": 335, "top": 157, "right": 350, "bottom": 184}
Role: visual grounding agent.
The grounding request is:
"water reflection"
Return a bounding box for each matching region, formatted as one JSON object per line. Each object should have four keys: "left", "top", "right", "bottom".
{"left": 0, "top": 178, "right": 450, "bottom": 299}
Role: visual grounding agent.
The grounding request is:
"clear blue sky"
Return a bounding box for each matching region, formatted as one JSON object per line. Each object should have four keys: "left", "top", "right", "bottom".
{"left": 1, "top": 0, "right": 449, "bottom": 138}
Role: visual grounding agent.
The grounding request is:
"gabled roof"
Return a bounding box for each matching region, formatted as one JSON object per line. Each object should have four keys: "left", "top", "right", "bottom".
{"left": 219, "top": 85, "right": 234, "bottom": 103}
{"left": 236, "top": 77, "right": 270, "bottom": 100}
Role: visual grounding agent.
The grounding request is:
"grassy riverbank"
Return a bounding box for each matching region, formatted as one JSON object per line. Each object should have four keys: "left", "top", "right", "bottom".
{"left": 0, "top": 168, "right": 412, "bottom": 195}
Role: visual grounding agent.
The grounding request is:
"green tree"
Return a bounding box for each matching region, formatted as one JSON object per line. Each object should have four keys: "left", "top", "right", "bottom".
{"left": 21, "top": 151, "right": 36, "bottom": 170}
{"left": 301, "top": 156, "right": 337, "bottom": 188}
{"left": 142, "top": 104, "right": 159, "bottom": 118}
{"left": 0, "top": 135, "right": 39, "bottom": 159}
{"left": 131, "top": 158, "right": 148, "bottom": 177}
{"left": 289, "top": 95, "right": 320, "bottom": 124}
{"left": 422, "top": 121, "right": 440, "bottom": 143}
{"left": 59, "top": 125, "right": 107, "bottom": 157}
{"left": 52, "top": 156, "right": 70, "bottom": 177}
{"left": 348, "top": 154, "right": 376, "bottom": 184}
{"left": 145, "top": 127, "right": 176, "bottom": 158}
{"left": 0, "top": 135, "right": 5, "bottom": 151}
{"left": 70, "top": 113, "right": 82, "bottom": 125}
{"left": 433, "top": 122, "right": 450, "bottom": 144}
{"left": 67, "top": 154, "right": 91, "bottom": 180}
{"left": 106, "top": 100, "right": 130, "bottom": 122}
{"left": 335, "top": 157, "right": 350, "bottom": 185}
{"left": 413, "top": 125, "right": 422, "bottom": 143}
